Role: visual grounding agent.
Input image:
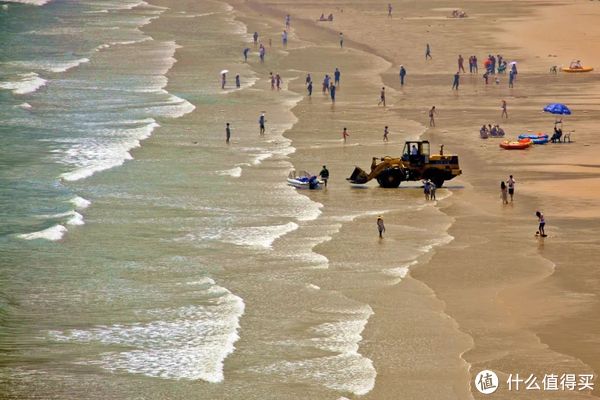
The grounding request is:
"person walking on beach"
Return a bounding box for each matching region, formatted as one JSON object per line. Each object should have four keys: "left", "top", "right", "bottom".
{"left": 378, "top": 87, "right": 386, "bottom": 106}
{"left": 259, "top": 44, "right": 265, "bottom": 62}
{"left": 342, "top": 127, "right": 349, "bottom": 143}
{"left": 383, "top": 126, "right": 389, "bottom": 142}
{"left": 282, "top": 30, "right": 288, "bottom": 47}
{"left": 388, "top": 3, "right": 392, "bottom": 17}
{"left": 452, "top": 72, "right": 460, "bottom": 90}
{"left": 322, "top": 75, "right": 330, "bottom": 93}
{"left": 425, "top": 43, "right": 432, "bottom": 60}
{"left": 235, "top": 74, "right": 240, "bottom": 88}
{"left": 429, "top": 106, "right": 437, "bottom": 127}
{"left": 253, "top": 31, "right": 258, "bottom": 46}
{"left": 473, "top": 55, "right": 478, "bottom": 73}
{"left": 501, "top": 99, "right": 508, "bottom": 119}
{"left": 243, "top": 47, "right": 250, "bottom": 62}
{"left": 377, "top": 216, "right": 385, "bottom": 238}
{"left": 319, "top": 165, "right": 329, "bottom": 187}
{"left": 225, "top": 122, "right": 231, "bottom": 144}
{"left": 307, "top": 80, "right": 313, "bottom": 96}
{"left": 508, "top": 70, "right": 515, "bottom": 88}
{"left": 458, "top": 55, "right": 465, "bottom": 73}
{"left": 536, "top": 211, "right": 546, "bottom": 237}
{"left": 507, "top": 175, "right": 515, "bottom": 201}
{"left": 399, "top": 65, "right": 406, "bottom": 86}
{"left": 259, "top": 113, "right": 266, "bottom": 135}
{"left": 339, "top": 32, "right": 344, "bottom": 48}
{"left": 276, "top": 73, "right": 282, "bottom": 90}
{"left": 270, "top": 72, "right": 275, "bottom": 90}
{"left": 330, "top": 84, "right": 336, "bottom": 103}
{"left": 500, "top": 181, "right": 508, "bottom": 204}
{"left": 430, "top": 181, "right": 437, "bottom": 200}
{"left": 334, "top": 68, "right": 341, "bottom": 86}
{"left": 305, "top": 73, "right": 311, "bottom": 85}
{"left": 221, "top": 72, "right": 227, "bottom": 89}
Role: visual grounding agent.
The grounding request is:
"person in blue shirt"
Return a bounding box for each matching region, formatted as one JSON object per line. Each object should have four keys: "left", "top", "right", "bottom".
{"left": 399, "top": 65, "right": 406, "bottom": 86}
{"left": 334, "top": 68, "right": 341, "bottom": 86}
{"left": 330, "top": 84, "right": 336, "bottom": 103}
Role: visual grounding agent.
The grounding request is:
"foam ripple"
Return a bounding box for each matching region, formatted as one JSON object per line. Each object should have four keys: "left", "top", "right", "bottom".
{"left": 18, "top": 224, "right": 67, "bottom": 241}
{"left": 0, "top": 72, "right": 47, "bottom": 95}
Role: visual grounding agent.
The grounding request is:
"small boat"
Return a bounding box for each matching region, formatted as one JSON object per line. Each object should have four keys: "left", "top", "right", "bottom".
{"left": 518, "top": 133, "right": 549, "bottom": 144}
{"left": 562, "top": 67, "right": 593, "bottom": 73}
{"left": 500, "top": 139, "right": 531, "bottom": 150}
{"left": 287, "top": 170, "right": 323, "bottom": 189}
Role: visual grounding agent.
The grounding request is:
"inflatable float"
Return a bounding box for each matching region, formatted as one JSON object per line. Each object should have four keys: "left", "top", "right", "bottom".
{"left": 562, "top": 67, "right": 593, "bottom": 73}
{"left": 500, "top": 139, "right": 531, "bottom": 150}
{"left": 518, "top": 133, "right": 549, "bottom": 144}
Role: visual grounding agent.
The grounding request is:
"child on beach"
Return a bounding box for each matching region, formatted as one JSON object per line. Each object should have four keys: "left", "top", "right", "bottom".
{"left": 319, "top": 165, "right": 329, "bottom": 187}
{"left": 536, "top": 211, "right": 546, "bottom": 236}
{"left": 259, "top": 113, "right": 266, "bottom": 135}
{"left": 501, "top": 100, "right": 508, "bottom": 118}
{"left": 500, "top": 181, "right": 508, "bottom": 204}
{"left": 330, "top": 84, "right": 336, "bottom": 102}
{"left": 307, "top": 80, "right": 313, "bottom": 96}
{"left": 342, "top": 127, "right": 349, "bottom": 143}
{"left": 383, "top": 126, "right": 389, "bottom": 142}
{"left": 423, "top": 180, "right": 431, "bottom": 200}
{"left": 377, "top": 216, "right": 385, "bottom": 238}
{"left": 225, "top": 122, "right": 231, "bottom": 144}
{"left": 430, "top": 181, "right": 437, "bottom": 200}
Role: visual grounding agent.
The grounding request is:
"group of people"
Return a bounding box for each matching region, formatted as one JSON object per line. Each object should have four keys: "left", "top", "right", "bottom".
{"left": 269, "top": 72, "right": 283, "bottom": 90}
{"left": 318, "top": 13, "right": 334, "bottom": 21}
{"left": 500, "top": 175, "right": 516, "bottom": 204}
{"left": 480, "top": 124, "right": 506, "bottom": 138}
{"left": 450, "top": 9, "right": 467, "bottom": 18}
{"left": 221, "top": 72, "right": 241, "bottom": 89}
{"left": 423, "top": 180, "right": 437, "bottom": 201}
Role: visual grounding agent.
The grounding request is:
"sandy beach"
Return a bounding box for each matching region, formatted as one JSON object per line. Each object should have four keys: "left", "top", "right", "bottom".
{"left": 2, "top": 0, "right": 599, "bottom": 398}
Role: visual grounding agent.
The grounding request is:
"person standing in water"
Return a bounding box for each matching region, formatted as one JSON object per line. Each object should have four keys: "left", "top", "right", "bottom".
{"left": 339, "top": 32, "right": 344, "bottom": 48}
{"left": 507, "top": 175, "right": 515, "bottom": 201}
{"left": 383, "top": 126, "right": 389, "bottom": 142}
{"left": 225, "top": 122, "right": 231, "bottom": 144}
{"left": 276, "top": 73, "right": 282, "bottom": 90}
{"left": 429, "top": 106, "right": 437, "bottom": 127}
{"left": 452, "top": 71, "right": 460, "bottom": 90}
{"left": 342, "top": 127, "right": 349, "bottom": 143}
{"left": 378, "top": 87, "right": 386, "bottom": 106}
{"left": 536, "top": 211, "right": 546, "bottom": 236}
{"left": 243, "top": 47, "right": 250, "bottom": 62}
{"left": 377, "top": 216, "right": 386, "bottom": 238}
{"left": 458, "top": 55, "right": 465, "bottom": 73}
{"left": 282, "top": 30, "right": 288, "bottom": 47}
{"left": 500, "top": 181, "right": 508, "bottom": 204}
{"left": 425, "top": 43, "right": 432, "bottom": 60}
{"left": 235, "top": 74, "right": 240, "bottom": 88}
{"left": 501, "top": 99, "right": 508, "bottom": 119}
{"left": 221, "top": 72, "right": 226, "bottom": 89}
{"left": 253, "top": 31, "right": 258, "bottom": 46}
{"left": 399, "top": 65, "right": 406, "bottom": 86}
{"left": 330, "top": 84, "right": 336, "bottom": 103}
{"left": 307, "top": 80, "right": 313, "bottom": 96}
{"left": 319, "top": 165, "right": 329, "bottom": 187}
{"left": 334, "top": 68, "right": 341, "bottom": 86}
{"left": 259, "top": 113, "right": 266, "bottom": 135}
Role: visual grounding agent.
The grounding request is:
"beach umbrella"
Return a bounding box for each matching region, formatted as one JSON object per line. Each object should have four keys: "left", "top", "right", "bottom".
{"left": 220, "top": 69, "right": 229, "bottom": 75}
{"left": 543, "top": 103, "right": 571, "bottom": 115}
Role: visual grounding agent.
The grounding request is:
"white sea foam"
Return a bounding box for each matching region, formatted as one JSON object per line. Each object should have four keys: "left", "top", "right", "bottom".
{"left": 59, "top": 120, "right": 160, "bottom": 182}
{"left": 18, "top": 224, "right": 67, "bottom": 241}
{"left": 7, "top": 58, "right": 89, "bottom": 73}
{"left": 307, "top": 284, "right": 320, "bottom": 290}
{"left": 49, "top": 283, "right": 244, "bottom": 383}
{"left": 252, "top": 153, "right": 272, "bottom": 165}
{"left": 3, "top": 0, "right": 51, "bottom": 5}
{"left": 66, "top": 211, "right": 84, "bottom": 226}
{"left": 382, "top": 261, "right": 417, "bottom": 285}
{"left": 257, "top": 304, "right": 376, "bottom": 395}
{"left": 216, "top": 167, "right": 242, "bottom": 178}
{"left": 222, "top": 222, "right": 299, "bottom": 249}
{"left": 0, "top": 73, "right": 47, "bottom": 94}
{"left": 70, "top": 196, "right": 91, "bottom": 209}
{"left": 18, "top": 102, "right": 32, "bottom": 109}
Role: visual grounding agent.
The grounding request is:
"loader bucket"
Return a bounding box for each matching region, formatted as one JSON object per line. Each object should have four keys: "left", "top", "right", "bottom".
{"left": 347, "top": 167, "right": 369, "bottom": 184}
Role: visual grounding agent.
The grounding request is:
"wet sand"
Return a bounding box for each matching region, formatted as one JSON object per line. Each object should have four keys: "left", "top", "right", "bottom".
{"left": 150, "top": 0, "right": 600, "bottom": 398}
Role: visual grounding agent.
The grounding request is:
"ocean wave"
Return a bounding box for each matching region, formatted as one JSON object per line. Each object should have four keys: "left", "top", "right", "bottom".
{"left": 0, "top": 73, "right": 47, "bottom": 95}
{"left": 216, "top": 167, "right": 242, "bottom": 178}
{"left": 18, "top": 224, "right": 67, "bottom": 241}
{"left": 220, "top": 222, "right": 299, "bottom": 249}
{"left": 70, "top": 196, "right": 91, "bottom": 209}
{"left": 255, "top": 304, "right": 376, "bottom": 395}
{"left": 59, "top": 120, "right": 160, "bottom": 182}
{"left": 17, "top": 102, "right": 32, "bottom": 109}
{"left": 3, "top": 0, "right": 52, "bottom": 5}
{"left": 7, "top": 58, "right": 89, "bottom": 73}
{"left": 49, "top": 283, "right": 245, "bottom": 383}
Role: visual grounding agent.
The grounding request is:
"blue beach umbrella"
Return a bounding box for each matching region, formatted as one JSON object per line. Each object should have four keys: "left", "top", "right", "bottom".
{"left": 543, "top": 103, "right": 571, "bottom": 115}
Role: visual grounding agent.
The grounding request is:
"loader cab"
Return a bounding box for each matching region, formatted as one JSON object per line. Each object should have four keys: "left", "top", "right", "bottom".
{"left": 402, "top": 141, "right": 430, "bottom": 164}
